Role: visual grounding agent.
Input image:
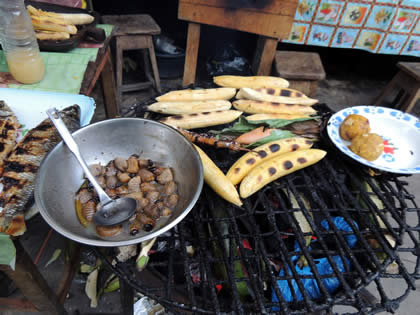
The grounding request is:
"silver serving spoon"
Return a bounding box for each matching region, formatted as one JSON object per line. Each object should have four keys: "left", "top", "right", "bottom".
{"left": 47, "top": 108, "right": 137, "bottom": 226}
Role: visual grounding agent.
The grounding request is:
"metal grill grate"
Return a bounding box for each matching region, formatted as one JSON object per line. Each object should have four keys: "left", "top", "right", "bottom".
{"left": 95, "top": 103, "right": 420, "bottom": 314}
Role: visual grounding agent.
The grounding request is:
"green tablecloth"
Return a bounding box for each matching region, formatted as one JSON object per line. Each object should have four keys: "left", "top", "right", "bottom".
{"left": 0, "top": 24, "right": 113, "bottom": 94}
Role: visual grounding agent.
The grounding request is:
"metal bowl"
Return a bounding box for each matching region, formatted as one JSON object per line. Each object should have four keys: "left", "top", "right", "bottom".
{"left": 35, "top": 118, "right": 203, "bottom": 247}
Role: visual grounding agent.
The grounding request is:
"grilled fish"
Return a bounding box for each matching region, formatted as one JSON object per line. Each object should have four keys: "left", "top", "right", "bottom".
{"left": 0, "top": 105, "right": 80, "bottom": 236}
{"left": 0, "top": 101, "right": 19, "bottom": 176}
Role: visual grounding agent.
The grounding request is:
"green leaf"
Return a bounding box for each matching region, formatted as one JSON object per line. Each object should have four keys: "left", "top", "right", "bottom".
{"left": 246, "top": 129, "right": 295, "bottom": 148}
{"left": 45, "top": 249, "right": 62, "bottom": 267}
{"left": 103, "top": 277, "right": 120, "bottom": 293}
{"left": 136, "top": 255, "right": 150, "bottom": 271}
{"left": 80, "top": 263, "right": 95, "bottom": 274}
{"left": 246, "top": 117, "right": 317, "bottom": 128}
{"left": 210, "top": 117, "right": 255, "bottom": 135}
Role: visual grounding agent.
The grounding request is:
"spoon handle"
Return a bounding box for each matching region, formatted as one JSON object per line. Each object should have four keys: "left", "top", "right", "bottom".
{"left": 47, "top": 108, "right": 113, "bottom": 205}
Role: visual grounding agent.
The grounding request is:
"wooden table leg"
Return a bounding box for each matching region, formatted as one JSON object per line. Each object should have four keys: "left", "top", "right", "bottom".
{"left": 0, "top": 240, "right": 67, "bottom": 315}
{"left": 147, "top": 36, "right": 162, "bottom": 93}
{"left": 115, "top": 36, "right": 124, "bottom": 108}
{"left": 183, "top": 22, "right": 201, "bottom": 87}
{"left": 101, "top": 47, "right": 120, "bottom": 118}
{"left": 252, "top": 36, "right": 278, "bottom": 76}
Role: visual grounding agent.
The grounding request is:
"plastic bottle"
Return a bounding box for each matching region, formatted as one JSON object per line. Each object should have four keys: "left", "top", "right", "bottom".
{"left": 0, "top": 0, "right": 45, "bottom": 84}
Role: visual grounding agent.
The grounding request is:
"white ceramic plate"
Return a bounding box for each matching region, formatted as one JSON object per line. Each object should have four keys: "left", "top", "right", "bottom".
{"left": 327, "top": 106, "right": 420, "bottom": 174}
{"left": 0, "top": 88, "right": 96, "bottom": 141}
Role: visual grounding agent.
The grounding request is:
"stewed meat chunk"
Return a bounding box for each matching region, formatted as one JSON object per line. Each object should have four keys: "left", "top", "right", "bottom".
{"left": 138, "top": 169, "right": 155, "bottom": 182}
{"left": 79, "top": 156, "right": 178, "bottom": 237}
{"left": 157, "top": 168, "right": 173, "bottom": 184}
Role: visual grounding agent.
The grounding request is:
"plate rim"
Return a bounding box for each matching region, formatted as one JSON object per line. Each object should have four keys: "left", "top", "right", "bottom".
{"left": 326, "top": 105, "right": 420, "bottom": 174}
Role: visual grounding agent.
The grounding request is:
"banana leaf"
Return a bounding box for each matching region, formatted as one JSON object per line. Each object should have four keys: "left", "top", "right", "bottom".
{"left": 245, "top": 129, "right": 295, "bottom": 148}
{"left": 211, "top": 117, "right": 255, "bottom": 135}
{"left": 246, "top": 117, "right": 318, "bottom": 128}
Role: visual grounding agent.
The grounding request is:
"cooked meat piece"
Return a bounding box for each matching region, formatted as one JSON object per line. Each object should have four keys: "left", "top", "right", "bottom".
{"left": 140, "top": 182, "right": 157, "bottom": 192}
{"left": 77, "top": 188, "right": 92, "bottom": 204}
{"left": 138, "top": 159, "right": 150, "bottom": 168}
{"left": 146, "top": 191, "right": 160, "bottom": 204}
{"left": 114, "top": 157, "right": 128, "bottom": 171}
{"left": 96, "top": 225, "right": 122, "bottom": 237}
{"left": 128, "top": 176, "right": 141, "bottom": 193}
{"left": 125, "top": 191, "right": 143, "bottom": 200}
{"left": 129, "top": 220, "right": 141, "bottom": 235}
{"left": 105, "top": 161, "right": 118, "bottom": 177}
{"left": 82, "top": 200, "right": 96, "bottom": 222}
{"left": 157, "top": 168, "right": 173, "bottom": 184}
{"left": 165, "top": 194, "right": 179, "bottom": 207}
{"left": 143, "top": 204, "right": 160, "bottom": 219}
{"left": 88, "top": 164, "right": 105, "bottom": 177}
{"left": 117, "top": 172, "right": 131, "bottom": 183}
{"left": 161, "top": 207, "right": 172, "bottom": 217}
{"left": 162, "top": 181, "right": 176, "bottom": 195}
{"left": 106, "top": 175, "right": 118, "bottom": 189}
{"left": 138, "top": 197, "right": 149, "bottom": 210}
{"left": 152, "top": 167, "right": 163, "bottom": 176}
{"left": 97, "top": 176, "right": 106, "bottom": 188}
{"left": 115, "top": 185, "right": 129, "bottom": 195}
{"left": 127, "top": 156, "right": 139, "bottom": 174}
{"left": 138, "top": 169, "right": 155, "bottom": 182}
{"left": 156, "top": 201, "right": 165, "bottom": 210}
{"left": 136, "top": 212, "right": 155, "bottom": 231}
{"left": 105, "top": 188, "right": 118, "bottom": 199}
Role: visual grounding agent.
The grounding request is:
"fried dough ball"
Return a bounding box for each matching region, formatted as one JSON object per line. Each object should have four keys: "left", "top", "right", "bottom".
{"left": 348, "top": 133, "right": 384, "bottom": 161}
{"left": 340, "top": 114, "right": 370, "bottom": 141}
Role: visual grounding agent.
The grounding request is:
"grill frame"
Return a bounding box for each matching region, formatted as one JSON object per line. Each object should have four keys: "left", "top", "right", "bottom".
{"left": 95, "top": 102, "right": 420, "bottom": 314}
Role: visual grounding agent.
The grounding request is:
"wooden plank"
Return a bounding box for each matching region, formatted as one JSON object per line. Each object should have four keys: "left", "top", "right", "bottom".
{"left": 122, "top": 82, "right": 153, "bottom": 92}
{"left": 1, "top": 241, "right": 67, "bottom": 315}
{"left": 101, "top": 47, "right": 120, "bottom": 118}
{"left": 115, "top": 35, "right": 150, "bottom": 50}
{"left": 252, "top": 36, "right": 278, "bottom": 75}
{"left": 183, "top": 22, "right": 201, "bottom": 87}
{"left": 102, "top": 14, "right": 161, "bottom": 36}
{"left": 398, "top": 62, "right": 420, "bottom": 82}
{"left": 179, "top": 0, "right": 298, "bottom": 16}
{"left": 80, "top": 28, "right": 114, "bottom": 95}
{"left": 274, "top": 51, "right": 326, "bottom": 80}
{"left": 178, "top": 2, "right": 295, "bottom": 39}
{"left": 147, "top": 36, "right": 162, "bottom": 93}
{"left": 0, "top": 297, "right": 37, "bottom": 312}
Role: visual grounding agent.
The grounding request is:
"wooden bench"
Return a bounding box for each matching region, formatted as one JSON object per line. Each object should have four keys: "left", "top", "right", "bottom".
{"left": 374, "top": 62, "right": 420, "bottom": 113}
{"left": 102, "top": 14, "right": 162, "bottom": 106}
{"left": 274, "top": 51, "right": 326, "bottom": 97}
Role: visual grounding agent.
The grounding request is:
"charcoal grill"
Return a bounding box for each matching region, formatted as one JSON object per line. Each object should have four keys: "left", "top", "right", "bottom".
{"left": 95, "top": 101, "right": 420, "bottom": 314}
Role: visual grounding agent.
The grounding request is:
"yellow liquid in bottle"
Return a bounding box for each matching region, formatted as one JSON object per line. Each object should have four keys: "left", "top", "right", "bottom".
{"left": 6, "top": 48, "right": 45, "bottom": 84}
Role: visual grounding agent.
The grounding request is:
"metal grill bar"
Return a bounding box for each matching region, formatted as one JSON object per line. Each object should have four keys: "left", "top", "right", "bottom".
{"left": 94, "top": 103, "right": 420, "bottom": 314}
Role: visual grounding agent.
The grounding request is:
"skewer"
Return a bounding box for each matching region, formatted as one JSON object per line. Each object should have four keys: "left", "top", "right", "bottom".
{"left": 176, "top": 128, "right": 250, "bottom": 152}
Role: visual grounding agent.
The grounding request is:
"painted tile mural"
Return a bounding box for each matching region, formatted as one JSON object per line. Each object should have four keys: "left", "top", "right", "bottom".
{"left": 282, "top": 0, "right": 420, "bottom": 57}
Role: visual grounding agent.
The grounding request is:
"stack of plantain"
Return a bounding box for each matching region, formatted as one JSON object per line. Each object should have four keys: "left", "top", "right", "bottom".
{"left": 147, "top": 76, "right": 326, "bottom": 206}
{"left": 149, "top": 87, "right": 241, "bottom": 129}
{"left": 27, "top": 5, "right": 94, "bottom": 41}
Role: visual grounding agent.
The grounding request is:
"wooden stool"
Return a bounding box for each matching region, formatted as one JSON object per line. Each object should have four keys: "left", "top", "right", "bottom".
{"left": 274, "top": 51, "right": 326, "bottom": 97}
{"left": 374, "top": 62, "right": 420, "bottom": 113}
{"left": 102, "top": 14, "right": 162, "bottom": 106}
